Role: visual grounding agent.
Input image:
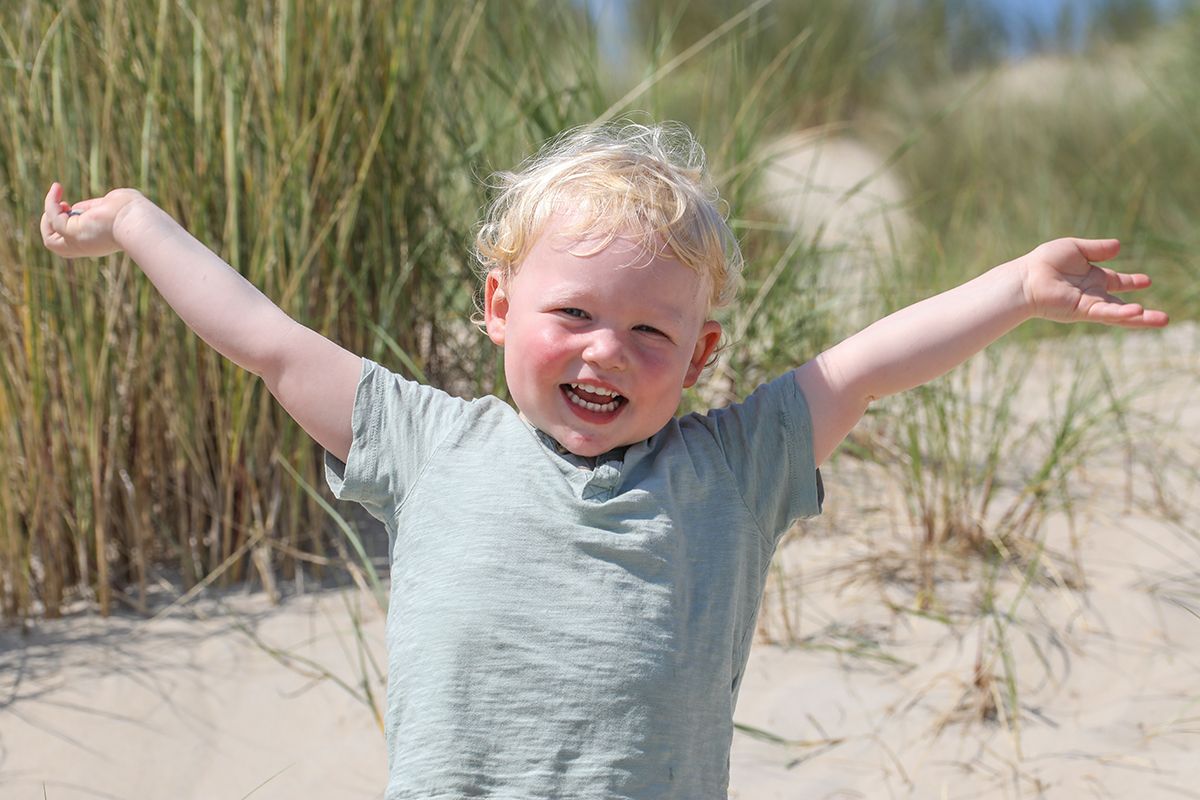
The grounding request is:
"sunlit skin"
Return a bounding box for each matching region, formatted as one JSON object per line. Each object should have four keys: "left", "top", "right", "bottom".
{"left": 485, "top": 224, "right": 721, "bottom": 458}
{"left": 795, "top": 237, "right": 1170, "bottom": 466}
{"left": 41, "top": 184, "right": 1169, "bottom": 471}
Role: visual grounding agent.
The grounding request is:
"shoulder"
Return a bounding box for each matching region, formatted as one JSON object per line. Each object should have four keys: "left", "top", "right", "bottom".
{"left": 363, "top": 359, "right": 512, "bottom": 413}
{"left": 676, "top": 372, "right": 804, "bottom": 437}
{"left": 353, "top": 359, "right": 523, "bottom": 448}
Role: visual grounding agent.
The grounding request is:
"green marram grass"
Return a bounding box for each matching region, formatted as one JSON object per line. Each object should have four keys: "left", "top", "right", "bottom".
{"left": 1, "top": 0, "right": 1196, "bottom": 632}
{"left": 0, "top": 0, "right": 834, "bottom": 619}
{"left": 0, "top": 0, "right": 613, "bottom": 618}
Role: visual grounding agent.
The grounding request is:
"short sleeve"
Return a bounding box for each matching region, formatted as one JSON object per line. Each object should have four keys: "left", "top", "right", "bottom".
{"left": 324, "top": 358, "right": 469, "bottom": 526}
{"left": 699, "top": 371, "right": 823, "bottom": 540}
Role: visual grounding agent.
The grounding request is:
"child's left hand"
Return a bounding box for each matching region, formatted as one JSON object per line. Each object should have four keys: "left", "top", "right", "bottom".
{"left": 1022, "top": 237, "right": 1169, "bottom": 328}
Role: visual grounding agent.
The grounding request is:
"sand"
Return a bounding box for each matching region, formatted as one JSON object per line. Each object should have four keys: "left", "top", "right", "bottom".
{"left": 0, "top": 591, "right": 388, "bottom": 798}
{"left": 731, "top": 323, "right": 1200, "bottom": 798}
{"left": 2, "top": 324, "right": 1196, "bottom": 799}
{"left": 757, "top": 129, "right": 912, "bottom": 331}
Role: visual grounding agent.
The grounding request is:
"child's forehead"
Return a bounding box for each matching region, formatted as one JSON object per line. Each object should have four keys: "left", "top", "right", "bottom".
{"left": 525, "top": 212, "right": 688, "bottom": 274}
{"left": 527, "top": 224, "right": 681, "bottom": 279}
{"left": 501, "top": 211, "right": 710, "bottom": 309}
{"left": 518, "top": 224, "right": 711, "bottom": 317}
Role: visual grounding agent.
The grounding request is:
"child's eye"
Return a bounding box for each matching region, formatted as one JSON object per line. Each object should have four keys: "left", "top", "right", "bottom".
{"left": 634, "top": 324, "right": 669, "bottom": 339}
{"left": 558, "top": 308, "right": 589, "bottom": 319}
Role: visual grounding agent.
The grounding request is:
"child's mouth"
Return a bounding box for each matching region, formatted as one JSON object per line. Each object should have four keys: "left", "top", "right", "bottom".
{"left": 561, "top": 383, "right": 626, "bottom": 414}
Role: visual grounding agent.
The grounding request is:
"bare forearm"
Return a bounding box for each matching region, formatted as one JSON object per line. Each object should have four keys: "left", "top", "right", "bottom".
{"left": 113, "top": 197, "right": 296, "bottom": 376}
{"left": 43, "top": 184, "right": 361, "bottom": 458}
{"left": 832, "top": 260, "right": 1029, "bottom": 403}
{"left": 796, "top": 259, "right": 1031, "bottom": 466}
{"left": 794, "top": 236, "right": 1164, "bottom": 467}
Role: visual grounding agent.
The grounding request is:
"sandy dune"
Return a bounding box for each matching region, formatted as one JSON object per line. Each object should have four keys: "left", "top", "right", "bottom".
{"left": 0, "top": 593, "right": 388, "bottom": 798}
{"left": 757, "top": 129, "right": 911, "bottom": 330}
{"left": 732, "top": 508, "right": 1200, "bottom": 799}
{"left": 732, "top": 323, "right": 1200, "bottom": 798}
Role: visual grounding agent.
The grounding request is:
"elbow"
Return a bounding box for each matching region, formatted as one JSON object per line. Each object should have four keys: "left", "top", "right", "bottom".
{"left": 253, "top": 350, "right": 283, "bottom": 386}
{"left": 249, "top": 316, "right": 303, "bottom": 386}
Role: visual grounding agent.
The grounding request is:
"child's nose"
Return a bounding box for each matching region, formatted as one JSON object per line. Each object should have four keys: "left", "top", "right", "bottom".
{"left": 581, "top": 329, "right": 626, "bottom": 370}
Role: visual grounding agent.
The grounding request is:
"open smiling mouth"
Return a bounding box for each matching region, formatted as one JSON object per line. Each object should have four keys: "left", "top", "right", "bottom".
{"left": 561, "top": 383, "right": 628, "bottom": 413}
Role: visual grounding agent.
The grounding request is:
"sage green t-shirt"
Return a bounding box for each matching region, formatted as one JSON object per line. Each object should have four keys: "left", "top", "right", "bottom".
{"left": 325, "top": 358, "right": 822, "bottom": 799}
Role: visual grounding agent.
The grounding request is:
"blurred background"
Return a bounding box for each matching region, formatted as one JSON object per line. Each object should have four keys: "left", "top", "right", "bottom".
{"left": 0, "top": 0, "right": 1196, "bottom": 622}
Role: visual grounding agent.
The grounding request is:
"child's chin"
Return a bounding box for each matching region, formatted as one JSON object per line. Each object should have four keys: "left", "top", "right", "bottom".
{"left": 560, "top": 438, "right": 611, "bottom": 458}
{"left": 557, "top": 429, "right": 628, "bottom": 458}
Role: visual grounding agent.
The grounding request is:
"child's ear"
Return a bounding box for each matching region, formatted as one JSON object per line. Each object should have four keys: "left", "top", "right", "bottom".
{"left": 683, "top": 320, "right": 722, "bottom": 388}
{"left": 484, "top": 269, "right": 509, "bottom": 346}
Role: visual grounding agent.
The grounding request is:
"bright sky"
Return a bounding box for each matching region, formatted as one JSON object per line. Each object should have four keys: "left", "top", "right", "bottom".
{"left": 978, "top": 0, "right": 1184, "bottom": 53}
{"left": 579, "top": 0, "right": 1187, "bottom": 61}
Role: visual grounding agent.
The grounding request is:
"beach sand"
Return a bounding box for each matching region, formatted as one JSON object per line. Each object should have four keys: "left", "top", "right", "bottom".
{"left": 731, "top": 323, "right": 1200, "bottom": 798}
{"left": 0, "top": 591, "right": 388, "bottom": 799}
{"left": 2, "top": 326, "right": 1196, "bottom": 799}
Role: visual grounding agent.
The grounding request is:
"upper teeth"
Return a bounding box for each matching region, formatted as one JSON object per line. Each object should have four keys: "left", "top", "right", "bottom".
{"left": 570, "top": 383, "right": 618, "bottom": 398}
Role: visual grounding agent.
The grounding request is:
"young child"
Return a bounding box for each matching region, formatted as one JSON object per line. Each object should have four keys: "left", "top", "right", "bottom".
{"left": 41, "top": 121, "right": 1167, "bottom": 798}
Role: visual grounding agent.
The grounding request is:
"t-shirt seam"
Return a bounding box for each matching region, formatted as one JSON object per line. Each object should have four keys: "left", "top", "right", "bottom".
{"left": 727, "top": 379, "right": 808, "bottom": 675}
{"left": 735, "top": 378, "right": 799, "bottom": 550}
{"left": 730, "top": 461, "right": 774, "bottom": 549}
{"left": 781, "top": 377, "right": 806, "bottom": 540}
{"left": 365, "top": 364, "right": 384, "bottom": 477}
{"left": 388, "top": 395, "right": 473, "bottom": 527}
{"left": 728, "top": 542, "right": 781, "bottom": 712}
{"left": 716, "top": 380, "right": 795, "bottom": 680}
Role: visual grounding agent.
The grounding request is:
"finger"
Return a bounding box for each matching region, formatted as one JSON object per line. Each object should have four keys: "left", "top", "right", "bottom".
{"left": 1107, "top": 309, "right": 1170, "bottom": 328}
{"left": 1142, "top": 309, "right": 1170, "bottom": 327}
{"left": 1087, "top": 299, "right": 1169, "bottom": 328}
{"left": 1070, "top": 237, "right": 1120, "bottom": 263}
{"left": 40, "top": 209, "right": 58, "bottom": 247}
{"left": 1101, "top": 268, "right": 1151, "bottom": 293}
{"left": 43, "top": 184, "right": 76, "bottom": 239}
{"left": 44, "top": 183, "right": 62, "bottom": 221}
{"left": 40, "top": 202, "right": 71, "bottom": 248}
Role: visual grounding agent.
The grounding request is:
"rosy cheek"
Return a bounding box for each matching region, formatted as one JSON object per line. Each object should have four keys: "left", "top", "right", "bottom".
{"left": 527, "top": 326, "right": 574, "bottom": 369}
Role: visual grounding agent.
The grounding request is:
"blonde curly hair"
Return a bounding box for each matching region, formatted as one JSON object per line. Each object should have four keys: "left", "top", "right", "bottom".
{"left": 475, "top": 120, "right": 743, "bottom": 310}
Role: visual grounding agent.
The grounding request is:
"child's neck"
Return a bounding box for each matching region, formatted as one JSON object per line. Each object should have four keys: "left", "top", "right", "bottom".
{"left": 519, "top": 412, "right": 631, "bottom": 469}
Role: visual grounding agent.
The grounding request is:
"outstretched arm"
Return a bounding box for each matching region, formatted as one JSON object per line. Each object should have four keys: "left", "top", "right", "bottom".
{"left": 40, "top": 183, "right": 361, "bottom": 462}
{"left": 795, "top": 238, "right": 1169, "bottom": 467}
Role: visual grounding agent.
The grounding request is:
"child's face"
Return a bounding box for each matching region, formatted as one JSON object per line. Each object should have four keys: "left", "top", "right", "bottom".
{"left": 485, "top": 221, "right": 721, "bottom": 458}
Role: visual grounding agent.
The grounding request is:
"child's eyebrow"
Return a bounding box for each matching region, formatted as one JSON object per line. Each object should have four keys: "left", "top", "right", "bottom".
{"left": 539, "top": 287, "right": 586, "bottom": 304}
{"left": 542, "top": 290, "right": 694, "bottom": 328}
{"left": 638, "top": 303, "right": 692, "bottom": 329}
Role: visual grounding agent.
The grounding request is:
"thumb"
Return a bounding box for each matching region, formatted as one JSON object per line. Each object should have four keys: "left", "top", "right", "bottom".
{"left": 1069, "top": 237, "right": 1120, "bottom": 263}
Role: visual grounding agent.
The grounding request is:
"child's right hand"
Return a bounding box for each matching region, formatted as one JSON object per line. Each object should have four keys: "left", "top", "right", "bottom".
{"left": 40, "top": 182, "right": 144, "bottom": 259}
{"left": 1019, "top": 237, "right": 1168, "bottom": 328}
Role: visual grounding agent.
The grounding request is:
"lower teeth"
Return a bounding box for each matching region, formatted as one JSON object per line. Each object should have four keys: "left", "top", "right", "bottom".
{"left": 567, "top": 389, "right": 619, "bottom": 412}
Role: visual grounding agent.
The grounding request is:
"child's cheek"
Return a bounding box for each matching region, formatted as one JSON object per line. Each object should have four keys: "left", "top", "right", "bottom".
{"left": 529, "top": 327, "right": 574, "bottom": 371}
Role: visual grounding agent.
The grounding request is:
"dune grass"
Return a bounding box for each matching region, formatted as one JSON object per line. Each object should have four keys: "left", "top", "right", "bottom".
{"left": 0, "top": 0, "right": 835, "bottom": 620}
{"left": 0, "top": 0, "right": 598, "bottom": 617}
{"left": 882, "top": 17, "right": 1200, "bottom": 329}
{"left": 0, "top": 0, "right": 1194, "bottom": 662}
